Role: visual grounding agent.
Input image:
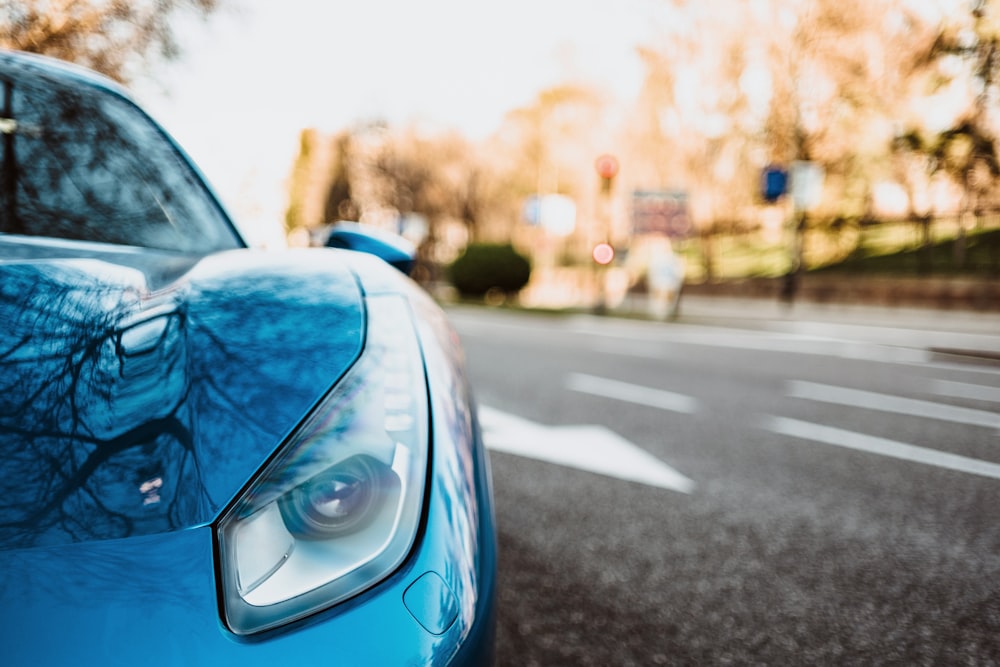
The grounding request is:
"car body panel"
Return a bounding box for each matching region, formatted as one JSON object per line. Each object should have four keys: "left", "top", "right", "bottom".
{"left": 0, "top": 245, "right": 365, "bottom": 549}
{"left": 0, "top": 247, "right": 496, "bottom": 666}
{"left": 0, "top": 50, "right": 495, "bottom": 664}
{"left": 325, "top": 221, "right": 418, "bottom": 275}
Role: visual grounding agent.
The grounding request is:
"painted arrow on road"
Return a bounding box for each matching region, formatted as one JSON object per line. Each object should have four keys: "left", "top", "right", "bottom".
{"left": 479, "top": 405, "right": 696, "bottom": 494}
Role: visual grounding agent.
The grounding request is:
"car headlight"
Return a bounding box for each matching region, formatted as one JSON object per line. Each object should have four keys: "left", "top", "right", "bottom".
{"left": 216, "top": 295, "right": 429, "bottom": 635}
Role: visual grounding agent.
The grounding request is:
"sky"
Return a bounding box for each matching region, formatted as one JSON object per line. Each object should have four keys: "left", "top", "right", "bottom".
{"left": 134, "top": 0, "right": 660, "bottom": 245}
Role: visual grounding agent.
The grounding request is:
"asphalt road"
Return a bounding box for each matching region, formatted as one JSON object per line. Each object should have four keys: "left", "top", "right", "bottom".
{"left": 447, "top": 304, "right": 1000, "bottom": 666}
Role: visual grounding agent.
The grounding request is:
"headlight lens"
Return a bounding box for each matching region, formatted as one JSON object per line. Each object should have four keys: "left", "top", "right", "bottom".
{"left": 217, "top": 296, "right": 429, "bottom": 635}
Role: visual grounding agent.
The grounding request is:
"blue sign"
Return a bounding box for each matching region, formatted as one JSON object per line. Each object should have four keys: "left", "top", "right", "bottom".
{"left": 761, "top": 166, "right": 788, "bottom": 203}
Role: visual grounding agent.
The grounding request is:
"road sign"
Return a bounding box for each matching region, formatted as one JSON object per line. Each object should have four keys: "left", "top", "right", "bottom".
{"left": 631, "top": 189, "right": 692, "bottom": 237}
{"left": 761, "top": 165, "right": 788, "bottom": 203}
{"left": 790, "top": 161, "right": 824, "bottom": 211}
{"left": 522, "top": 194, "right": 577, "bottom": 236}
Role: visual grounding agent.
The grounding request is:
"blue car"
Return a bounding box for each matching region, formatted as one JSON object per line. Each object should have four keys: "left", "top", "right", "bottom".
{"left": 0, "top": 51, "right": 496, "bottom": 665}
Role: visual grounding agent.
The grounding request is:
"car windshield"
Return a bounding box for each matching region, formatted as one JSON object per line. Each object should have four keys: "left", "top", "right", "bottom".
{"left": 0, "top": 66, "right": 242, "bottom": 254}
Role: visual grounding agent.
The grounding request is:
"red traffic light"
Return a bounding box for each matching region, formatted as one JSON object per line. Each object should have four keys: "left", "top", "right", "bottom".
{"left": 592, "top": 243, "right": 615, "bottom": 265}
{"left": 594, "top": 154, "right": 619, "bottom": 180}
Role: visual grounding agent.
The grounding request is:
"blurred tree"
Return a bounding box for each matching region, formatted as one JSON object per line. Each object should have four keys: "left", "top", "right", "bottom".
{"left": 284, "top": 129, "right": 317, "bottom": 235}
{"left": 503, "top": 85, "right": 603, "bottom": 198}
{"left": 371, "top": 131, "right": 447, "bottom": 224}
{"left": 809, "top": 1, "right": 902, "bottom": 281}
{"left": 0, "top": 0, "right": 223, "bottom": 84}
{"left": 497, "top": 84, "right": 608, "bottom": 261}
{"left": 627, "top": 3, "right": 771, "bottom": 280}
{"left": 763, "top": 0, "right": 910, "bottom": 166}
{"left": 763, "top": 0, "right": 932, "bottom": 278}
{"left": 368, "top": 129, "right": 481, "bottom": 280}
{"left": 889, "top": 129, "right": 936, "bottom": 272}
{"left": 414, "top": 132, "right": 502, "bottom": 244}
{"left": 450, "top": 160, "right": 514, "bottom": 244}
{"left": 917, "top": 0, "right": 1000, "bottom": 266}
{"left": 283, "top": 123, "right": 516, "bottom": 268}
{"left": 635, "top": 0, "right": 939, "bottom": 281}
{"left": 323, "top": 132, "right": 358, "bottom": 223}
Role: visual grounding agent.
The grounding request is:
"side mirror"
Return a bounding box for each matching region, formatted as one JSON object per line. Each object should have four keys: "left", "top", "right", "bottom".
{"left": 324, "top": 221, "right": 417, "bottom": 275}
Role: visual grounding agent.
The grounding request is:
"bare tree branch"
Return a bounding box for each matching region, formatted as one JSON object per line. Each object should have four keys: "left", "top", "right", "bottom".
{"left": 0, "top": 0, "right": 223, "bottom": 83}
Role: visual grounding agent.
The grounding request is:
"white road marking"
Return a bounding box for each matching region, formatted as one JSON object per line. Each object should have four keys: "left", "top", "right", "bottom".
{"left": 763, "top": 415, "right": 1000, "bottom": 481}
{"left": 479, "top": 405, "right": 696, "bottom": 493}
{"left": 788, "top": 380, "right": 1000, "bottom": 430}
{"left": 932, "top": 379, "right": 1000, "bottom": 405}
{"left": 572, "top": 321, "right": 931, "bottom": 363}
{"left": 565, "top": 373, "right": 700, "bottom": 414}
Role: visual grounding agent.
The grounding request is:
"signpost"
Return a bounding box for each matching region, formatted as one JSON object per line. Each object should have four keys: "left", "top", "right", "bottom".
{"left": 593, "top": 154, "right": 619, "bottom": 312}
{"left": 790, "top": 161, "right": 824, "bottom": 212}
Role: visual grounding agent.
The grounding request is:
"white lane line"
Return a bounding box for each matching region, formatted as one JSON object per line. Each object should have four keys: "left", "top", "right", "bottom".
{"left": 788, "top": 380, "right": 1000, "bottom": 430}
{"left": 763, "top": 415, "right": 1000, "bottom": 481}
{"left": 932, "top": 379, "right": 1000, "bottom": 405}
{"left": 479, "top": 406, "right": 696, "bottom": 493}
{"left": 566, "top": 373, "right": 700, "bottom": 414}
{"left": 573, "top": 322, "right": 931, "bottom": 364}
{"left": 588, "top": 340, "right": 667, "bottom": 360}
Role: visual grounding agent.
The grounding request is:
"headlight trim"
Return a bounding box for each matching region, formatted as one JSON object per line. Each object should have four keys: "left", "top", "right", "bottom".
{"left": 215, "top": 295, "right": 430, "bottom": 635}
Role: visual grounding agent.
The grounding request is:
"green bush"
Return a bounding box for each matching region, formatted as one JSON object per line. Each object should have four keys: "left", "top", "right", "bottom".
{"left": 447, "top": 243, "right": 532, "bottom": 298}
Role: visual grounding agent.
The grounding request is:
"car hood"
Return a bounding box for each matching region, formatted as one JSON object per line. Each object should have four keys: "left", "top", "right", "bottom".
{"left": 0, "top": 245, "right": 365, "bottom": 551}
